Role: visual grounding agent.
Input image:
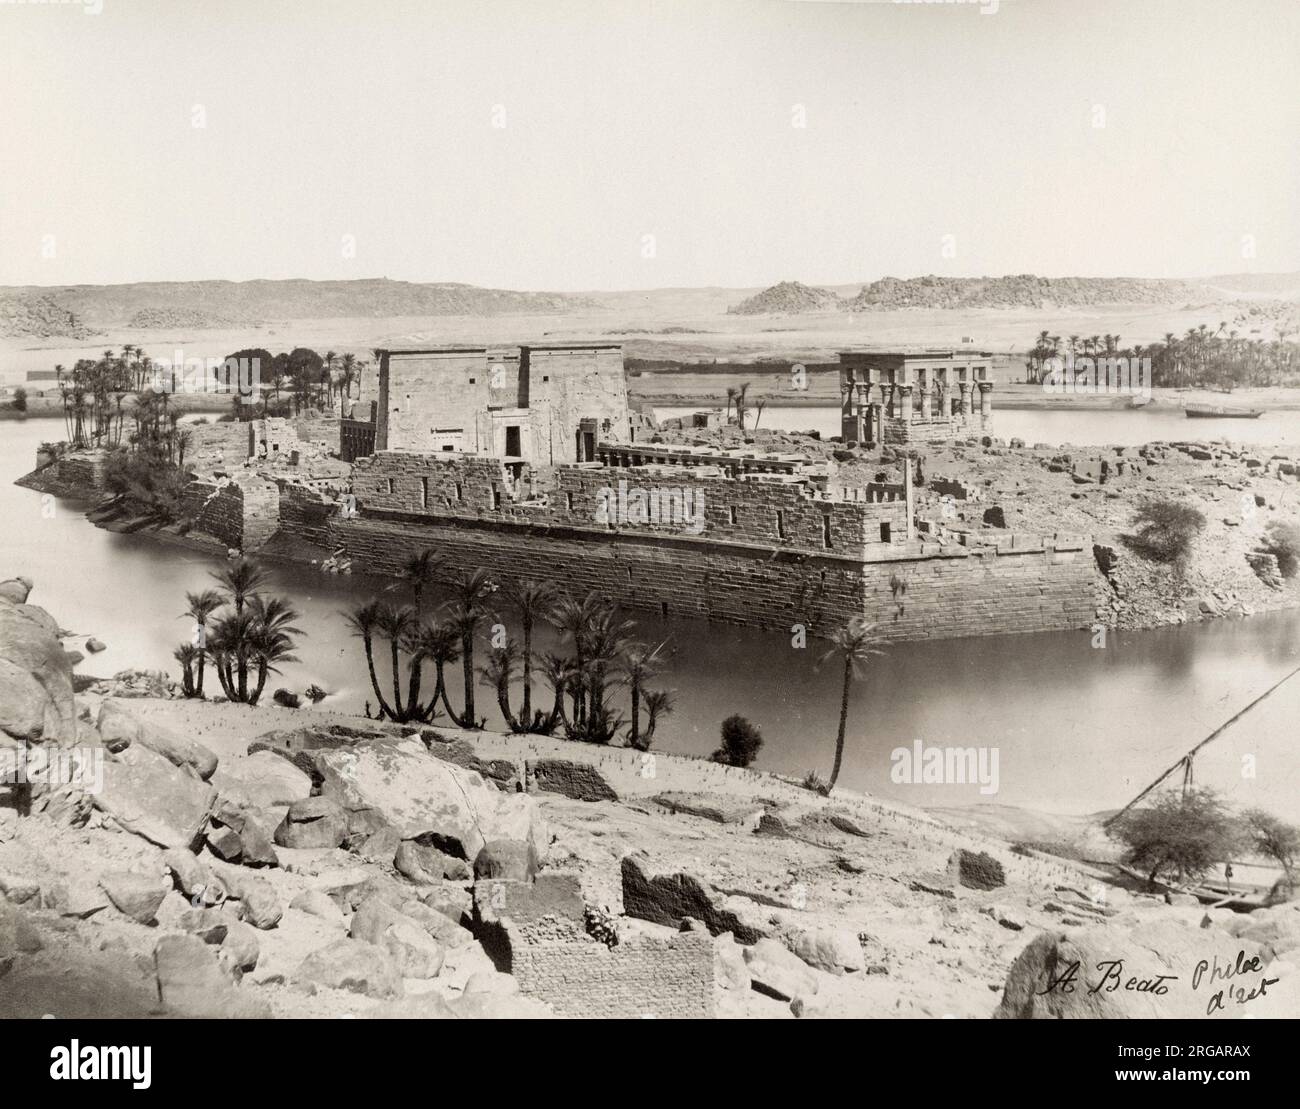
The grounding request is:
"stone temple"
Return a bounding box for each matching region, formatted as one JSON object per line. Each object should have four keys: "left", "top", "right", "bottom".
{"left": 840, "top": 349, "right": 994, "bottom": 446}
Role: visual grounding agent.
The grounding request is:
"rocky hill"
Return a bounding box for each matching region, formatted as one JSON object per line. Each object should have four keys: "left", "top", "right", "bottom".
{"left": 0, "top": 279, "right": 600, "bottom": 337}
{"left": 0, "top": 295, "right": 97, "bottom": 339}
{"left": 845, "top": 274, "right": 1207, "bottom": 311}
{"left": 727, "top": 281, "right": 845, "bottom": 316}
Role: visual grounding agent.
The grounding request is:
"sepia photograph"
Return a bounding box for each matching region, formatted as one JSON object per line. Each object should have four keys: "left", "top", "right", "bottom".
{"left": 0, "top": 0, "right": 1297, "bottom": 1074}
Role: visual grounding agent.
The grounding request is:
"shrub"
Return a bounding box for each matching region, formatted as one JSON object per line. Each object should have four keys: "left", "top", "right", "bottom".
{"left": 801, "top": 769, "right": 830, "bottom": 796}
{"left": 711, "top": 714, "right": 763, "bottom": 768}
{"left": 12, "top": 386, "right": 27, "bottom": 412}
{"left": 1110, "top": 788, "right": 1241, "bottom": 887}
{"left": 1242, "top": 808, "right": 1298, "bottom": 883}
{"left": 1262, "top": 521, "right": 1300, "bottom": 578}
{"left": 1129, "top": 496, "right": 1206, "bottom": 563}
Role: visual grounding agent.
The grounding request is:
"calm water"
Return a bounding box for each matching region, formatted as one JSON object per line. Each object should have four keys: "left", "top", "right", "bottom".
{"left": 2, "top": 415, "right": 1298, "bottom": 821}
{"left": 657, "top": 403, "right": 1300, "bottom": 450}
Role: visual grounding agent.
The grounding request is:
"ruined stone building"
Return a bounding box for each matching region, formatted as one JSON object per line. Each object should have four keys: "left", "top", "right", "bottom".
{"left": 29, "top": 341, "right": 1092, "bottom": 643}
{"left": 368, "top": 343, "right": 634, "bottom": 464}
{"left": 841, "top": 349, "right": 993, "bottom": 445}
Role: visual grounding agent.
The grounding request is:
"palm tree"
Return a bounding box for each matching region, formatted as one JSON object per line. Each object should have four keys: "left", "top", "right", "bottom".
{"left": 481, "top": 636, "right": 524, "bottom": 732}
{"left": 817, "top": 617, "right": 885, "bottom": 791}
{"left": 340, "top": 352, "right": 358, "bottom": 401}
{"left": 211, "top": 558, "right": 269, "bottom": 615}
{"left": 620, "top": 640, "right": 670, "bottom": 749}
{"left": 245, "top": 596, "right": 302, "bottom": 704}
{"left": 375, "top": 602, "right": 419, "bottom": 720}
{"left": 401, "top": 549, "right": 443, "bottom": 609}
{"left": 444, "top": 569, "right": 496, "bottom": 728}
{"left": 183, "top": 588, "right": 223, "bottom": 697}
{"left": 505, "top": 579, "right": 557, "bottom": 730}
{"left": 640, "top": 688, "right": 676, "bottom": 750}
{"left": 549, "top": 591, "right": 607, "bottom": 729}
{"left": 173, "top": 643, "right": 198, "bottom": 698}
{"left": 345, "top": 600, "right": 397, "bottom": 720}
{"left": 408, "top": 620, "right": 460, "bottom": 723}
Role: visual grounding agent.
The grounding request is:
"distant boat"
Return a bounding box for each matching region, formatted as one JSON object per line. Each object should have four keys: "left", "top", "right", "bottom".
{"left": 1184, "top": 402, "right": 1263, "bottom": 419}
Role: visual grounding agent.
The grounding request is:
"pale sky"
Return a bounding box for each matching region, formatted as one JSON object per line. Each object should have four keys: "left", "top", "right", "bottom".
{"left": 1, "top": 0, "right": 1297, "bottom": 290}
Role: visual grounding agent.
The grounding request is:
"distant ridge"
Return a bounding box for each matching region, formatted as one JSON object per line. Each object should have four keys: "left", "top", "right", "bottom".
{"left": 727, "top": 280, "right": 843, "bottom": 316}
{"left": 0, "top": 278, "right": 599, "bottom": 338}
{"left": 847, "top": 274, "right": 1204, "bottom": 311}
{"left": 723, "top": 273, "right": 1295, "bottom": 315}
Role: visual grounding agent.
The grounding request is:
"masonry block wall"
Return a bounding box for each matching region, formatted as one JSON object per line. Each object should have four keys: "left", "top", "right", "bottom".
{"left": 182, "top": 477, "right": 280, "bottom": 551}
{"left": 507, "top": 918, "right": 715, "bottom": 1019}
{"left": 327, "top": 508, "right": 1093, "bottom": 639}
{"left": 277, "top": 482, "right": 335, "bottom": 550}
{"left": 351, "top": 450, "right": 906, "bottom": 556}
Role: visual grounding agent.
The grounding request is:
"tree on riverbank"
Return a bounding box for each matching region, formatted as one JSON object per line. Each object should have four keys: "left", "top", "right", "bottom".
{"left": 817, "top": 616, "right": 885, "bottom": 792}
{"left": 1126, "top": 497, "right": 1206, "bottom": 565}
{"left": 347, "top": 577, "right": 677, "bottom": 745}
{"left": 1111, "top": 788, "right": 1241, "bottom": 888}
{"left": 171, "top": 559, "right": 304, "bottom": 706}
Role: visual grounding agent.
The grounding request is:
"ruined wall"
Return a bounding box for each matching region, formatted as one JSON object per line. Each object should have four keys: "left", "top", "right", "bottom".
{"left": 277, "top": 482, "right": 335, "bottom": 550}
{"left": 509, "top": 921, "right": 715, "bottom": 1019}
{"left": 351, "top": 450, "right": 904, "bottom": 556}
{"left": 181, "top": 477, "right": 280, "bottom": 551}
{"left": 327, "top": 509, "right": 1093, "bottom": 640}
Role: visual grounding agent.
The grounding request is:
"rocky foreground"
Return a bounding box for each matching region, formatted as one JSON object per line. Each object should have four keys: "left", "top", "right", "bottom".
{"left": 2, "top": 577, "right": 1298, "bottom": 1019}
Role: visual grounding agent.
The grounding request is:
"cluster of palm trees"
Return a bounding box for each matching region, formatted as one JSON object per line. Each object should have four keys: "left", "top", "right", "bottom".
{"left": 1026, "top": 324, "right": 1299, "bottom": 390}
{"left": 174, "top": 560, "right": 303, "bottom": 706}
{"left": 55, "top": 350, "right": 135, "bottom": 449}
{"left": 225, "top": 347, "right": 369, "bottom": 418}
{"left": 347, "top": 553, "right": 676, "bottom": 749}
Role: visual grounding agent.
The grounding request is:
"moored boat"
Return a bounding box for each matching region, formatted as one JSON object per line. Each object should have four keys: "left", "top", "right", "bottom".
{"left": 1185, "top": 402, "right": 1263, "bottom": 419}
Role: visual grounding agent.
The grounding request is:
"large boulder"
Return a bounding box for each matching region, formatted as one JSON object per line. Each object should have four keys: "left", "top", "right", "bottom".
{"left": 100, "top": 871, "right": 168, "bottom": 925}
{"left": 313, "top": 737, "right": 546, "bottom": 864}
{"left": 96, "top": 701, "right": 218, "bottom": 781}
{"left": 788, "top": 927, "right": 866, "bottom": 976}
{"left": 744, "top": 938, "right": 823, "bottom": 1002}
{"left": 154, "top": 933, "right": 269, "bottom": 1017}
{"left": 349, "top": 896, "right": 445, "bottom": 979}
{"left": 473, "top": 839, "right": 539, "bottom": 882}
{"left": 995, "top": 918, "right": 1298, "bottom": 1019}
{"left": 295, "top": 938, "right": 403, "bottom": 999}
{"left": 526, "top": 758, "right": 618, "bottom": 802}
{"left": 208, "top": 800, "right": 280, "bottom": 867}
{"left": 212, "top": 751, "right": 311, "bottom": 812}
{"left": 0, "top": 593, "right": 75, "bottom": 745}
{"left": 274, "top": 796, "right": 348, "bottom": 849}
{"left": 93, "top": 743, "right": 217, "bottom": 849}
{"left": 621, "top": 853, "right": 768, "bottom": 943}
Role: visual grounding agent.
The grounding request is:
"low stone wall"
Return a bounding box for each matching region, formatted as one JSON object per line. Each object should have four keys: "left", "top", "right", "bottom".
{"left": 509, "top": 920, "right": 715, "bottom": 1019}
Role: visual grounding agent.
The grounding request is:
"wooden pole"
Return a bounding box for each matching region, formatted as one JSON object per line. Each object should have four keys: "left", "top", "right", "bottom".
{"left": 1103, "top": 662, "right": 1300, "bottom": 829}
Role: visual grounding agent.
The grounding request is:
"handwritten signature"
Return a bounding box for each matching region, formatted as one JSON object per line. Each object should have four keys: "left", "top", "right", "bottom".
{"left": 1038, "top": 949, "right": 1279, "bottom": 1016}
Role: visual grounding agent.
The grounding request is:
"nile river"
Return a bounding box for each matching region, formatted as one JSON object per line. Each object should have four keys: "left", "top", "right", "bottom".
{"left": 2, "top": 414, "right": 1298, "bottom": 822}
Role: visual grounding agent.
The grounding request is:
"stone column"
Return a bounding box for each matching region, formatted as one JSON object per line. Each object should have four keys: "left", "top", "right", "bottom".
{"left": 918, "top": 372, "right": 933, "bottom": 422}
{"left": 899, "top": 383, "right": 914, "bottom": 421}
{"left": 959, "top": 381, "right": 973, "bottom": 418}
{"left": 978, "top": 381, "right": 993, "bottom": 420}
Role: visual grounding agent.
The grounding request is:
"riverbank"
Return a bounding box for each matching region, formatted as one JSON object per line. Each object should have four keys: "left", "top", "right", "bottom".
{"left": 4, "top": 670, "right": 1296, "bottom": 1019}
